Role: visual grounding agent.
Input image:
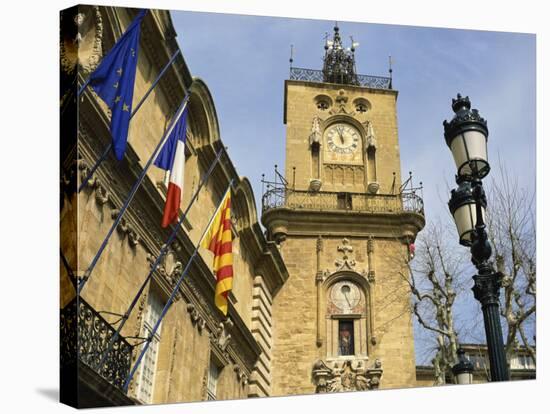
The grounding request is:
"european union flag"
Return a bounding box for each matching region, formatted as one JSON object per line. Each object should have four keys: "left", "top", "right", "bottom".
{"left": 87, "top": 9, "right": 147, "bottom": 160}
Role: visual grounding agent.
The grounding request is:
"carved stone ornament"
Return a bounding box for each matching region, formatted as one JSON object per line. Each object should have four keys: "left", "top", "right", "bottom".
{"left": 309, "top": 116, "right": 322, "bottom": 147}
{"left": 78, "top": 158, "right": 98, "bottom": 188}
{"left": 60, "top": 6, "right": 103, "bottom": 75}
{"left": 330, "top": 89, "right": 352, "bottom": 115}
{"left": 233, "top": 364, "right": 249, "bottom": 387}
{"left": 146, "top": 245, "right": 184, "bottom": 300}
{"left": 111, "top": 210, "right": 141, "bottom": 247}
{"left": 211, "top": 318, "right": 234, "bottom": 353}
{"left": 186, "top": 303, "right": 206, "bottom": 332}
{"left": 312, "top": 359, "right": 383, "bottom": 393}
{"left": 335, "top": 238, "right": 356, "bottom": 270}
{"left": 365, "top": 121, "right": 377, "bottom": 149}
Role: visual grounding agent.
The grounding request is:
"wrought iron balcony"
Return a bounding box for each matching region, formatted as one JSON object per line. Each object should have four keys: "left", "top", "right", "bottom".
{"left": 289, "top": 67, "right": 392, "bottom": 90}
{"left": 262, "top": 187, "right": 424, "bottom": 216}
{"left": 60, "top": 297, "right": 133, "bottom": 391}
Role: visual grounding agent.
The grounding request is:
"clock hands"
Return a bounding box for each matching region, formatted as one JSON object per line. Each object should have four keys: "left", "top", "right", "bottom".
{"left": 336, "top": 126, "right": 345, "bottom": 144}
{"left": 344, "top": 292, "right": 352, "bottom": 307}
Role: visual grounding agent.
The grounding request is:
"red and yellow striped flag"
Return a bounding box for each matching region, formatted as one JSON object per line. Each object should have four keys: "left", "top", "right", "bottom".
{"left": 201, "top": 190, "right": 233, "bottom": 315}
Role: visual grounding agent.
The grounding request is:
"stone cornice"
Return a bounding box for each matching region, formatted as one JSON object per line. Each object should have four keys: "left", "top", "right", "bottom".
{"left": 262, "top": 207, "right": 425, "bottom": 241}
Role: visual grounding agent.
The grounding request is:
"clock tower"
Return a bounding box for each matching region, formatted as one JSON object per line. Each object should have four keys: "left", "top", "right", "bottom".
{"left": 262, "top": 25, "right": 425, "bottom": 395}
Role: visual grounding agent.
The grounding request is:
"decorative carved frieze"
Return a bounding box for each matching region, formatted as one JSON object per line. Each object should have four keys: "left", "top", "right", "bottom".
{"left": 312, "top": 358, "right": 382, "bottom": 393}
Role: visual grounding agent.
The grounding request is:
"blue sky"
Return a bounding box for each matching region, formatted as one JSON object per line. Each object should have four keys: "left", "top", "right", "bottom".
{"left": 170, "top": 10, "right": 536, "bottom": 363}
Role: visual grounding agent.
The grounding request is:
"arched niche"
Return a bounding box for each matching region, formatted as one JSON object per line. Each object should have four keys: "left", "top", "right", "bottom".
{"left": 322, "top": 271, "right": 374, "bottom": 360}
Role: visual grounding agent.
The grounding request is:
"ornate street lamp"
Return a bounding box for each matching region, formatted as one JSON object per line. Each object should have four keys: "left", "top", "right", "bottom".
{"left": 452, "top": 348, "right": 474, "bottom": 385}
{"left": 444, "top": 94, "right": 509, "bottom": 382}
{"left": 448, "top": 180, "right": 486, "bottom": 247}
{"left": 444, "top": 94, "right": 490, "bottom": 180}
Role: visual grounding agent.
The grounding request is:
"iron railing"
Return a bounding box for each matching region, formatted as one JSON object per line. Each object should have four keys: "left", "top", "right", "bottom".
{"left": 289, "top": 67, "right": 392, "bottom": 90}
{"left": 60, "top": 297, "right": 133, "bottom": 391}
{"left": 262, "top": 188, "right": 424, "bottom": 216}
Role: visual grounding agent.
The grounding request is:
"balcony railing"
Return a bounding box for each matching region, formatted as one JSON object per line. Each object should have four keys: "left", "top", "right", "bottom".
{"left": 289, "top": 67, "right": 392, "bottom": 90}
{"left": 60, "top": 297, "right": 133, "bottom": 391}
{"left": 262, "top": 188, "right": 424, "bottom": 216}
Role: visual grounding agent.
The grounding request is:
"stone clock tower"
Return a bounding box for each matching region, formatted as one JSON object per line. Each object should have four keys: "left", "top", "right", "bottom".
{"left": 261, "top": 25, "right": 425, "bottom": 395}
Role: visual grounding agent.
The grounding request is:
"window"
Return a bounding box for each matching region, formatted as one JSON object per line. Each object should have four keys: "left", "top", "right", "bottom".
{"left": 136, "top": 290, "right": 164, "bottom": 404}
{"left": 356, "top": 103, "right": 368, "bottom": 113}
{"left": 317, "top": 101, "right": 329, "bottom": 110}
{"left": 207, "top": 358, "right": 221, "bottom": 400}
{"left": 314, "top": 94, "right": 332, "bottom": 111}
{"left": 353, "top": 97, "right": 371, "bottom": 114}
{"left": 466, "top": 353, "right": 487, "bottom": 370}
{"left": 338, "top": 320, "right": 355, "bottom": 356}
{"left": 511, "top": 354, "right": 535, "bottom": 370}
{"left": 337, "top": 193, "right": 352, "bottom": 210}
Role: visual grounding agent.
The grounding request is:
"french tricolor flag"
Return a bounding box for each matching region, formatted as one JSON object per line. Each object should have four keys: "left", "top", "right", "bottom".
{"left": 154, "top": 107, "right": 188, "bottom": 228}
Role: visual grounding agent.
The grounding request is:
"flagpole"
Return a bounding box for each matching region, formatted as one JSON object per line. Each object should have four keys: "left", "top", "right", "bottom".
{"left": 78, "top": 49, "right": 182, "bottom": 193}
{"left": 122, "top": 179, "right": 234, "bottom": 393}
{"left": 77, "top": 93, "right": 191, "bottom": 295}
{"left": 93, "top": 147, "right": 225, "bottom": 372}
{"left": 77, "top": 76, "right": 92, "bottom": 98}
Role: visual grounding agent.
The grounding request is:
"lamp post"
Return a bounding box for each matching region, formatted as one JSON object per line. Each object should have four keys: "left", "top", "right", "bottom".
{"left": 452, "top": 348, "right": 474, "bottom": 385}
{"left": 444, "top": 94, "right": 509, "bottom": 382}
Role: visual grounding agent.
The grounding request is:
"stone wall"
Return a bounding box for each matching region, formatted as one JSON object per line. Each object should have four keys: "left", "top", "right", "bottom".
{"left": 270, "top": 235, "right": 417, "bottom": 395}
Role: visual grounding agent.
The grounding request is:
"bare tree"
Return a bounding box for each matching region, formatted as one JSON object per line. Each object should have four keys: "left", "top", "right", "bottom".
{"left": 486, "top": 162, "right": 536, "bottom": 367}
{"left": 401, "top": 221, "right": 470, "bottom": 384}
{"left": 403, "top": 161, "right": 535, "bottom": 384}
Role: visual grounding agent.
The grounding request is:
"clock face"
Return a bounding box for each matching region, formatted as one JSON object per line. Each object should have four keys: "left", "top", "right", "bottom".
{"left": 330, "top": 281, "right": 361, "bottom": 313}
{"left": 326, "top": 123, "right": 360, "bottom": 154}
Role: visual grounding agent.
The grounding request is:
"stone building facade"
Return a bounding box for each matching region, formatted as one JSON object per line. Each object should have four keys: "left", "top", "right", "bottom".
{"left": 60, "top": 6, "right": 442, "bottom": 409}
{"left": 60, "top": 6, "right": 287, "bottom": 407}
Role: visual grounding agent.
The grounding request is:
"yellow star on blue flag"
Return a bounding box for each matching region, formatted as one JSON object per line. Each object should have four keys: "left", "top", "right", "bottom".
{"left": 86, "top": 9, "right": 147, "bottom": 160}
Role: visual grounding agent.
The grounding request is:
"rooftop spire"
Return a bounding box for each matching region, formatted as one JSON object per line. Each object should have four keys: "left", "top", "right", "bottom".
{"left": 322, "top": 24, "right": 358, "bottom": 85}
